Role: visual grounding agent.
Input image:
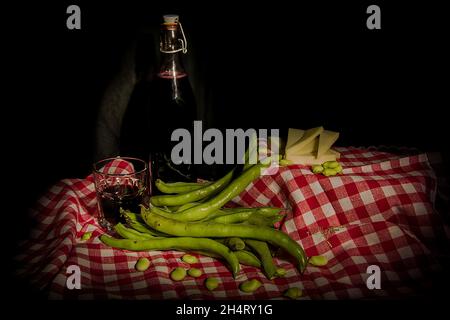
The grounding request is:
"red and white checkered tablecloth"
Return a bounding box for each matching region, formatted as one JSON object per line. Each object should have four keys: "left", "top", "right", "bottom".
{"left": 15, "top": 147, "right": 449, "bottom": 299}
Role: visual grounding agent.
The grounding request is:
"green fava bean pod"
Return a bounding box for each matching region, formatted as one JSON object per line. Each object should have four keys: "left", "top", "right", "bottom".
{"left": 114, "top": 223, "right": 155, "bottom": 240}
{"left": 121, "top": 210, "right": 168, "bottom": 237}
{"left": 99, "top": 235, "right": 240, "bottom": 277}
{"left": 244, "top": 239, "right": 277, "bottom": 280}
{"left": 222, "top": 238, "right": 246, "bottom": 250}
{"left": 155, "top": 180, "right": 211, "bottom": 194}
{"left": 220, "top": 207, "right": 283, "bottom": 216}
{"left": 152, "top": 164, "right": 267, "bottom": 222}
{"left": 233, "top": 250, "right": 261, "bottom": 268}
{"left": 141, "top": 210, "right": 308, "bottom": 272}
{"left": 151, "top": 169, "right": 235, "bottom": 207}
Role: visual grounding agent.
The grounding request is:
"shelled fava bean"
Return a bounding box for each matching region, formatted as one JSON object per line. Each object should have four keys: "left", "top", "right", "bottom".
{"left": 284, "top": 287, "right": 302, "bottom": 299}
{"left": 170, "top": 267, "right": 187, "bottom": 281}
{"left": 311, "top": 161, "right": 343, "bottom": 177}
{"left": 181, "top": 254, "right": 198, "bottom": 264}
{"left": 135, "top": 258, "right": 151, "bottom": 271}
{"left": 309, "top": 255, "right": 328, "bottom": 266}
{"left": 239, "top": 279, "right": 262, "bottom": 293}
{"left": 187, "top": 268, "right": 202, "bottom": 278}
{"left": 205, "top": 277, "right": 219, "bottom": 291}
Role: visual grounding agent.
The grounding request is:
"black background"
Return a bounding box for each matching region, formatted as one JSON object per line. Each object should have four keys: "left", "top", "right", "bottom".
{"left": 4, "top": 0, "right": 450, "bottom": 305}
{"left": 8, "top": 0, "right": 450, "bottom": 209}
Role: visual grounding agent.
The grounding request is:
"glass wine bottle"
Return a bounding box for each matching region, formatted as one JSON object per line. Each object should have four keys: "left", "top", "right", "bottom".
{"left": 120, "top": 14, "right": 198, "bottom": 190}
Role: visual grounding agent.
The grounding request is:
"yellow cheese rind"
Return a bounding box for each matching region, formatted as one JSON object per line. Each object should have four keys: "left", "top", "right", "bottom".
{"left": 287, "top": 126, "right": 324, "bottom": 155}
{"left": 317, "top": 130, "right": 339, "bottom": 159}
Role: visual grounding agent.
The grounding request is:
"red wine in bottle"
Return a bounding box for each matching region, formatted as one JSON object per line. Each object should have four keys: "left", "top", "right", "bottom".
{"left": 120, "top": 14, "right": 197, "bottom": 185}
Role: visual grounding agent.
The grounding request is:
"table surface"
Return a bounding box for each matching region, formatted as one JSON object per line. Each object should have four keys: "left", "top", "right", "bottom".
{"left": 15, "top": 147, "right": 449, "bottom": 299}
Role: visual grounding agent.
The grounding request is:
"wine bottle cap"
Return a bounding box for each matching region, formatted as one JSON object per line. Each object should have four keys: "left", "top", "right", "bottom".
{"left": 163, "top": 14, "right": 179, "bottom": 24}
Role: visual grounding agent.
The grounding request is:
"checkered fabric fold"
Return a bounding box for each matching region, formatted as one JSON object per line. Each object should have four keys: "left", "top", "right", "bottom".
{"left": 15, "top": 148, "right": 448, "bottom": 299}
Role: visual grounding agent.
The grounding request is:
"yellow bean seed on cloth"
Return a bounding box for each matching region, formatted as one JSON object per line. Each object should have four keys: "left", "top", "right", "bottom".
{"left": 135, "top": 258, "right": 151, "bottom": 271}
{"left": 205, "top": 277, "right": 219, "bottom": 291}
{"left": 170, "top": 267, "right": 187, "bottom": 281}
{"left": 284, "top": 287, "right": 302, "bottom": 299}
{"left": 239, "top": 279, "right": 262, "bottom": 293}
{"left": 309, "top": 255, "right": 328, "bottom": 266}
{"left": 187, "top": 268, "right": 202, "bottom": 278}
{"left": 181, "top": 254, "right": 198, "bottom": 264}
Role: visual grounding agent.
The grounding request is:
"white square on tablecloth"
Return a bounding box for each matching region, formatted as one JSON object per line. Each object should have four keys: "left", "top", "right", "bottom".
{"left": 281, "top": 170, "right": 294, "bottom": 181}
{"left": 329, "top": 263, "right": 344, "bottom": 273}
{"left": 375, "top": 253, "right": 389, "bottom": 263}
{"left": 315, "top": 276, "right": 328, "bottom": 287}
{"left": 380, "top": 161, "right": 392, "bottom": 171}
{"left": 413, "top": 202, "right": 427, "bottom": 215}
{"left": 399, "top": 157, "right": 411, "bottom": 167}
{"left": 321, "top": 203, "right": 336, "bottom": 218}
{"left": 309, "top": 181, "right": 324, "bottom": 194}
{"left": 402, "top": 183, "right": 417, "bottom": 194}
{"left": 398, "top": 246, "right": 414, "bottom": 259}
{"left": 381, "top": 185, "right": 396, "bottom": 197}
{"left": 256, "top": 192, "right": 270, "bottom": 205}
{"left": 338, "top": 197, "right": 353, "bottom": 212}
{"left": 364, "top": 232, "right": 382, "bottom": 246}
{"left": 337, "top": 275, "right": 352, "bottom": 285}
{"left": 291, "top": 189, "right": 305, "bottom": 203}
{"left": 284, "top": 220, "right": 298, "bottom": 234}
{"left": 351, "top": 256, "right": 367, "bottom": 265}
{"left": 302, "top": 211, "right": 315, "bottom": 226}
{"left": 359, "top": 190, "right": 375, "bottom": 205}
{"left": 330, "top": 178, "right": 344, "bottom": 189}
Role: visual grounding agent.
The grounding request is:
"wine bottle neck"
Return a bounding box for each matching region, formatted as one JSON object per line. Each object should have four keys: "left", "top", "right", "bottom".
{"left": 158, "top": 21, "right": 188, "bottom": 78}
{"left": 159, "top": 21, "right": 187, "bottom": 54}
{"left": 158, "top": 53, "right": 186, "bottom": 78}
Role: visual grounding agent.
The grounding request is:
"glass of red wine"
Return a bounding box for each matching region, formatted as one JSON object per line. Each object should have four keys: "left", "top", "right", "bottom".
{"left": 93, "top": 157, "right": 149, "bottom": 233}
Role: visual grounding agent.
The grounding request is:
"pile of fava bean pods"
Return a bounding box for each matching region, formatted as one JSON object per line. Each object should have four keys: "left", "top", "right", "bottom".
{"left": 100, "top": 163, "right": 308, "bottom": 279}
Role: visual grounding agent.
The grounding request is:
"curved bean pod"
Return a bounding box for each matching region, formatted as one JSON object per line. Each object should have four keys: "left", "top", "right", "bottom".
{"left": 99, "top": 235, "right": 240, "bottom": 277}
{"left": 245, "top": 213, "right": 284, "bottom": 227}
{"left": 152, "top": 164, "right": 267, "bottom": 222}
{"left": 151, "top": 169, "right": 234, "bottom": 207}
{"left": 192, "top": 250, "right": 261, "bottom": 268}
{"left": 244, "top": 239, "right": 277, "bottom": 279}
{"left": 222, "top": 237, "right": 246, "bottom": 250}
{"left": 141, "top": 210, "right": 308, "bottom": 272}
{"left": 210, "top": 211, "right": 283, "bottom": 226}
{"left": 114, "top": 223, "right": 155, "bottom": 240}
{"left": 233, "top": 250, "right": 261, "bottom": 268}
{"left": 155, "top": 180, "right": 211, "bottom": 194}
{"left": 200, "top": 207, "right": 282, "bottom": 222}
{"left": 122, "top": 210, "right": 169, "bottom": 237}
{"left": 176, "top": 202, "right": 200, "bottom": 212}
{"left": 220, "top": 207, "right": 283, "bottom": 216}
